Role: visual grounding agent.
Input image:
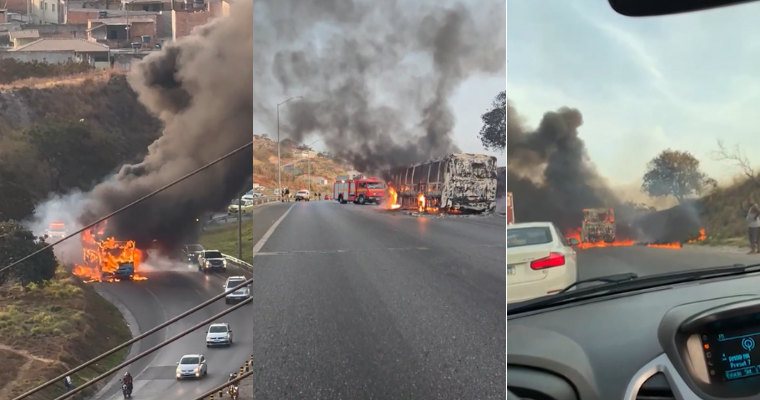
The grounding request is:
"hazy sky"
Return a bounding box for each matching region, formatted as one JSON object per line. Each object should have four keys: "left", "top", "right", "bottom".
{"left": 508, "top": 0, "right": 760, "bottom": 186}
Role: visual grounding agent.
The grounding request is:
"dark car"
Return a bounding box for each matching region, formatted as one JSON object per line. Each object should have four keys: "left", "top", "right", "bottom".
{"left": 183, "top": 244, "right": 205, "bottom": 263}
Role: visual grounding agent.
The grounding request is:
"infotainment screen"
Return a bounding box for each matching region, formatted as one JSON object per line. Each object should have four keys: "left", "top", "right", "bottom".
{"left": 702, "top": 326, "right": 760, "bottom": 382}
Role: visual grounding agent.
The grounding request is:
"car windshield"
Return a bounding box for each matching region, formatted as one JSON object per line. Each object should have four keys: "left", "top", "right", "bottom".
{"left": 367, "top": 182, "right": 384, "bottom": 189}
{"left": 180, "top": 357, "right": 199, "bottom": 365}
{"left": 506, "top": 2, "right": 758, "bottom": 309}
{"left": 507, "top": 227, "right": 552, "bottom": 248}
{"left": 205, "top": 251, "right": 222, "bottom": 258}
{"left": 209, "top": 326, "right": 228, "bottom": 333}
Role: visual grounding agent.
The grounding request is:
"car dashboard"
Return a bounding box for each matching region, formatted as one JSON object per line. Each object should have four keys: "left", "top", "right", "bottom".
{"left": 507, "top": 272, "right": 760, "bottom": 400}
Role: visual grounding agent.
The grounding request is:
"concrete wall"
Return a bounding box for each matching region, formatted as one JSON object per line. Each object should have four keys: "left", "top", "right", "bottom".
{"left": 27, "top": 23, "right": 88, "bottom": 38}
{"left": 3, "top": 0, "right": 28, "bottom": 14}
{"left": 171, "top": 10, "right": 212, "bottom": 39}
{"left": 0, "top": 50, "right": 82, "bottom": 63}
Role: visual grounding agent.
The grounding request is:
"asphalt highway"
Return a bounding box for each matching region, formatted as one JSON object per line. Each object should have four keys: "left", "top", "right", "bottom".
{"left": 578, "top": 244, "right": 760, "bottom": 281}
{"left": 247, "top": 202, "right": 506, "bottom": 399}
{"left": 93, "top": 203, "right": 288, "bottom": 400}
{"left": 93, "top": 201, "right": 505, "bottom": 399}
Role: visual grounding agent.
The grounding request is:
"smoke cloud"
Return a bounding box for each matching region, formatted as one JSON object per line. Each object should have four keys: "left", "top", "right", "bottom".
{"left": 507, "top": 101, "right": 702, "bottom": 242}
{"left": 29, "top": 0, "right": 505, "bottom": 256}
{"left": 251, "top": 0, "right": 506, "bottom": 173}
{"left": 507, "top": 101, "right": 619, "bottom": 231}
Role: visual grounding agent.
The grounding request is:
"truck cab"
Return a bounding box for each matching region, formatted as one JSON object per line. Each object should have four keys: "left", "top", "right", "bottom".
{"left": 46, "top": 222, "right": 67, "bottom": 240}
{"left": 581, "top": 208, "right": 616, "bottom": 243}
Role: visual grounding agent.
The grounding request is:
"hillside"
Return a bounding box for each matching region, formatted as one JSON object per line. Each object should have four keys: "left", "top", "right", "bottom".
{"left": 0, "top": 69, "right": 162, "bottom": 220}
{"left": 0, "top": 268, "right": 131, "bottom": 400}
{"left": 252, "top": 135, "right": 349, "bottom": 194}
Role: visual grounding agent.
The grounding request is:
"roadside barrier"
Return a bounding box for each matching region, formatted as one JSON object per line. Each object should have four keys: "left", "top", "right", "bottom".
{"left": 195, "top": 355, "right": 255, "bottom": 399}
{"left": 222, "top": 254, "right": 253, "bottom": 271}
{"left": 207, "top": 196, "right": 278, "bottom": 225}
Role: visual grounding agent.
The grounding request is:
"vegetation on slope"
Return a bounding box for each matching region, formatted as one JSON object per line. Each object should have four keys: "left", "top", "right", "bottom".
{"left": 0, "top": 69, "right": 162, "bottom": 220}
{"left": 0, "top": 267, "right": 131, "bottom": 400}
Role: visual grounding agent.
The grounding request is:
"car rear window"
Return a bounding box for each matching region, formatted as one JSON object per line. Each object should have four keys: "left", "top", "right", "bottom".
{"left": 227, "top": 279, "right": 245, "bottom": 289}
{"left": 507, "top": 227, "right": 553, "bottom": 248}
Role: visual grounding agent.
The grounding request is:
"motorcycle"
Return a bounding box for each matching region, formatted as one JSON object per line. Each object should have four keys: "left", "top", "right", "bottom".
{"left": 228, "top": 385, "right": 239, "bottom": 400}
{"left": 120, "top": 380, "right": 132, "bottom": 398}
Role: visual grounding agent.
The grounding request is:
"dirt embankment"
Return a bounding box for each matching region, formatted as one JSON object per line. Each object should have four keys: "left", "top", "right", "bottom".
{"left": 0, "top": 70, "right": 162, "bottom": 220}
{"left": 0, "top": 268, "right": 132, "bottom": 400}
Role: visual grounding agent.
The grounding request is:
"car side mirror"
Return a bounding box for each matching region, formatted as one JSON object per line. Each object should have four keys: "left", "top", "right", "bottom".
{"left": 567, "top": 238, "right": 580, "bottom": 246}
{"left": 176, "top": 362, "right": 179, "bottom": 365}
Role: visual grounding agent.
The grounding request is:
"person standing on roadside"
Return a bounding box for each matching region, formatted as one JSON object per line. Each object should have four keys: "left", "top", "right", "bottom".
{"left": 744, "top": 195, "right": 760, "bottom": 253}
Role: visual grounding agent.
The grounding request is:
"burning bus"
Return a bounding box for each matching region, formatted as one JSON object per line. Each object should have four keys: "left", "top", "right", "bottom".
{"left": 73, "top": 222, "right": 145, "bottom": 282}
{"left": 387, "top": 153, "right": 499, "bottom": 213}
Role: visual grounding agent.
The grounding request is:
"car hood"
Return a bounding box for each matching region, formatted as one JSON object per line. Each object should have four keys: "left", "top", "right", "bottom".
{"left": 177, "top": 363, "right": 200, "bottom": 370}
{"left": 206, "top": 332, "right": 229, "bottom": 338}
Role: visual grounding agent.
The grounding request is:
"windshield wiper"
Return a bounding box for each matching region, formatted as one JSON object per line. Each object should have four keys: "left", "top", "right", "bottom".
{"left": 509, "top": 263, "right": 760, "bottom": 315}
{"left": 558, "top": 272, "right": 638, "bottom": 293}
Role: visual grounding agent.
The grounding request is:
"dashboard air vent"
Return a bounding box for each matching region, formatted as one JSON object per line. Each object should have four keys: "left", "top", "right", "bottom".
{"left": 507, "top": 366, "right": 578, "bottom": 400}
{"left": 636, "top": 373, "right": 675, "bottom": 400}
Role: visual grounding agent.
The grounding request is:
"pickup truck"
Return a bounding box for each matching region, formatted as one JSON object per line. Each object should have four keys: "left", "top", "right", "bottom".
{"left": 198, "top": 250, "right": 227, "bottom": 273}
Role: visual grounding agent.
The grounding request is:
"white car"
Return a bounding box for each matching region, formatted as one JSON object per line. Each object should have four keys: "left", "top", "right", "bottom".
{"left": 206, "top": 322, "right": 233, "bottom": 347}
{"left": 507, "top": 222, "right": 579, "bottom": 304}
{"left": 175, "top": 354, "right": 207, "bottom": 380}
{"left": 224, "top": 276, "right": 250, "bottom": 304}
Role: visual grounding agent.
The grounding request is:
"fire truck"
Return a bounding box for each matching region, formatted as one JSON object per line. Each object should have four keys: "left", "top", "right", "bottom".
{"left": 334, "top": 176, "right": 386, "bottom": 205}
{"left": 507, "top": 192, "right": 514, "bottom": 224}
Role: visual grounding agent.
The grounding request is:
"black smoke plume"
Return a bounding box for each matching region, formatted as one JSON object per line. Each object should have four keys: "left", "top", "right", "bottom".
{"left": 78, "top": 1, "right": 254, "bottom": 251}
{"left": 252, "top": 0, "right": 506, "bottom": 174}
{"left": 507, "top": 101, "right": 619, "bottom": 232}
{"left": 508, "top": 101, "right": 702, "bottom": 242}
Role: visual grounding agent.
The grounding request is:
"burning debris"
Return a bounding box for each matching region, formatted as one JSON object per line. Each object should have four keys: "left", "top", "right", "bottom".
{"left": 386, "top": 153, "right": 498, "bottom": 214}
{"left": 72, "top": 221, "right": 146, "bottom": 283}
{"left": 507, "top": 102, "right": 702, "bottom": 243}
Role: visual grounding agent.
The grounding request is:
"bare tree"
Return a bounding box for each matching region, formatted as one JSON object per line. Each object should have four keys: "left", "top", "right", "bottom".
{"left": 711, "top": 139, "right": 760, "bottom": 187}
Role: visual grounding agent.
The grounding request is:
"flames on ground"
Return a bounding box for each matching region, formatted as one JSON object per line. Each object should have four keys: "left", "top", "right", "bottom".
{"left": 72, "top": 221, "right": 146, "bottom": 283}
{"left": 564, "top": 228, "right": 706, "bottom": 250}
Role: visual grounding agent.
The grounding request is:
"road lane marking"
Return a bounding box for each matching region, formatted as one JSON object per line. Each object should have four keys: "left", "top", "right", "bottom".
{"left": 251, "top": 203, "right": 296, "bottom": 260}
{"left": 254, "top": 246, "right": 431, "bottom": 256}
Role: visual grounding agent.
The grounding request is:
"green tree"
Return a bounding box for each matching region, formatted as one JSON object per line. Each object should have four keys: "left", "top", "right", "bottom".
{"left": 25, "top": 121, "right": 115, "bottom": 193}
{"left": 478, "top": 90, "right": 506, "bottom": 152}
{"left": 641, "top": 149, "right": 716, "bottom": 202}
{"left": 0, "top": 220, "right": 57, "bottom": 286}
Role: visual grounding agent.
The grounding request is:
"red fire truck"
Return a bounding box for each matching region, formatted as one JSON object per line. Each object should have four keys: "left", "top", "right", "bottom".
{"left": 507, "top": 192, "right": 514, "bottom": 225}
{"left": 334, "top": 177, "right": 386, "bottom": 205}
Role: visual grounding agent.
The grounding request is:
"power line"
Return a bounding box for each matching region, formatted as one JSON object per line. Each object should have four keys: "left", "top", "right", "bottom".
{"left": 12, "top": 278, "right": 253, "bottom": 400}
{"left": 51, "top": 297, "right": 254, "bottom": 400}
{"left": 0, "top": 140, "right": 253, "bottom": 277}
{"left": 194, "top": 369, "right": 254, "bottom": 400}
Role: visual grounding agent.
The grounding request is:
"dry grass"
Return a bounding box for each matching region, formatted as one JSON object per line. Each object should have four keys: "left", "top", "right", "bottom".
{"left": 0, "top": 70, "right": 119, "bottom": 91}
{"left": 0, "top": 267, "right": 132, "bottom": 400}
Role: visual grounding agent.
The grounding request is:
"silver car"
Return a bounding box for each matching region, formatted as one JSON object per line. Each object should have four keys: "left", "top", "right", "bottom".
{"left": 206, "top": 323, "right": 233, "bottom": 347}
{"left": 175, "top": 354, "right": 207, "bottom": 380}
{"left": 224, "top": 276, "right": 250, "bottom": 304}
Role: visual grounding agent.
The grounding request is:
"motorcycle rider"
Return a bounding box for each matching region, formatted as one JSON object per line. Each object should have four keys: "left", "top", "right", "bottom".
{"left": 228, "top": 373, "right": 239, "bottom": 396}
{"left": 122, "top": 372, "right": 133, "bottom": 394}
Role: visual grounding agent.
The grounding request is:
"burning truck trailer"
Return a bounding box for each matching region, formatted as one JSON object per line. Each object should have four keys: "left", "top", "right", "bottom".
{"left": 72, "top": 222, "right": 147, "bottom": 283}
{"left": 386, "top": 153, "right": 499, "bottom": 214}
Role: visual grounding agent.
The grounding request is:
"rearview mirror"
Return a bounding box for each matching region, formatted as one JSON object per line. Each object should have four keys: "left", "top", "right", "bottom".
{"left": 608, "top": 0, "right": 756, "bottom": 16}
{"left": 567, "top": 238, "right": 580, "bottom": 246}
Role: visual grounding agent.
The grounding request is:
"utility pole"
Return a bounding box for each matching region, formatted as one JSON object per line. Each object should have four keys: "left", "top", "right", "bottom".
{"left": 237, "top": 195, "right": 242, "bottom": 260}
{"left": 276, "top": 96, "right": 302, "bottom": 201}
{"left": 307, "top": 139, "right": 321, "bottom": 195}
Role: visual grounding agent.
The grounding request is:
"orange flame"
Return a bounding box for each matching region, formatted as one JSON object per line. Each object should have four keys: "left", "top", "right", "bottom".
{"left": 387, "top": 186, "right": 401, "bottom": 210}
{"left": 418, "top": 194, "right": 425, "bottom": 213}
{"left": 687, "top": 229, "right": 706, "bottom": 243}
{"left": 73, "top": 221, "right": 146, "bottom": 283}
{"left": 564, "top": 228, "right": 635, "bottom": 249}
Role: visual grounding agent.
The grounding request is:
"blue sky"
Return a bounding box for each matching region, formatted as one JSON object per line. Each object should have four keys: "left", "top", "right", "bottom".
{"left": 508, "top": 0, "right": 760, "bottom": 186}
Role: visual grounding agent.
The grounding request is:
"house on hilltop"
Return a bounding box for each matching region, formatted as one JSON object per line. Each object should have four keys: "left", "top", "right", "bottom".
{"left": 2, "top": 37, "right": 109, "bottom": 66}
{"left": 7, "top": 29, "right": 40, "bottom": 47}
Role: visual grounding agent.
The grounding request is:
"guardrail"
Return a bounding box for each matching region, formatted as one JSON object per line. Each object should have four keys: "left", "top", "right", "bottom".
{"left": 222, "top": 253, "right": 253, "bottom": 271}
